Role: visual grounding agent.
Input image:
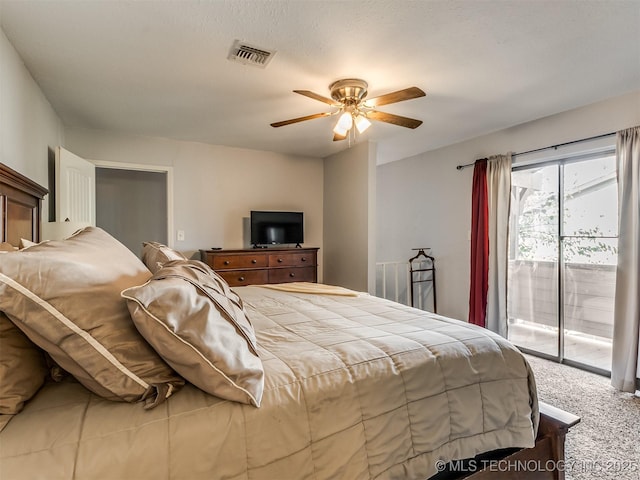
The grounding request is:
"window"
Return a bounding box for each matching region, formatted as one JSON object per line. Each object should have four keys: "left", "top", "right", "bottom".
{"left": 507, "top": 149, "right": 618, "bottom": 374}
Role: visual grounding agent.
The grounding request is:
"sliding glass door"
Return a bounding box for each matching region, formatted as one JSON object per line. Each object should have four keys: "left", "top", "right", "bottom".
{"left": 507, "top": 151, "right": 618, "bottom": 373}
{"left": 508, "top": 164, "right": 560, "bottom": 356}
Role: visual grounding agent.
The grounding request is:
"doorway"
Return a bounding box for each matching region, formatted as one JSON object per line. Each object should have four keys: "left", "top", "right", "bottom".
{"left": 95, "top": 162, "right": 173, "bottom": 257}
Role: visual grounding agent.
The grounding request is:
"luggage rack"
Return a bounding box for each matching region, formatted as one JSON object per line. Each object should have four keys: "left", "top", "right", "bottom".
{"left": 409, "top": 248, "right": 437, "bottom": 313}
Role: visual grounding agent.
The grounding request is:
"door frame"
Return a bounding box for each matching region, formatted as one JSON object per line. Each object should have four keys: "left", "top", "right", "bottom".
{"left": 91, "top": 160, "right": 174, "bottom": 248}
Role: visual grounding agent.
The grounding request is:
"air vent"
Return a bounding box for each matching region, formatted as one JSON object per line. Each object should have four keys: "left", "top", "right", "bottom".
{"left": 228, "top": 40, "right": 275, "bottom": 68}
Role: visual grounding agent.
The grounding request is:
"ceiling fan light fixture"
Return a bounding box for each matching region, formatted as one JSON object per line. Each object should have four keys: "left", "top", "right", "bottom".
{"left": 355, "top": 114, "right": 371, "bottom": 133}
{"left": 336, "top": 111, "right": 353, "bottom": 130}
{"left": 333, "top": 123, "right": 349, "bottom": 136}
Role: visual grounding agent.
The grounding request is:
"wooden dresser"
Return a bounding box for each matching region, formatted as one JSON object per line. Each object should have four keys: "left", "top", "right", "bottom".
{"left": 200, "top": 247, "right": 319, "bottom": 287}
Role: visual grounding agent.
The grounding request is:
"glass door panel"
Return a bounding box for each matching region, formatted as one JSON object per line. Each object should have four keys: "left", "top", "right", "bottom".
{"left": 508, "top": 164, "right": 559, "bottom": 357}
{"left": 561, "top": 156, "right": 617, "bottom": 371}
{"left": 563, "top": 155, "right": 617, "bottom": 237}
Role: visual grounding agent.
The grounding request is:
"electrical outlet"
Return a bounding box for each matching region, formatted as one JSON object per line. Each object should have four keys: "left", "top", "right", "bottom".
{"left": 177, "top": 230, "right": 185, "bottom": 241}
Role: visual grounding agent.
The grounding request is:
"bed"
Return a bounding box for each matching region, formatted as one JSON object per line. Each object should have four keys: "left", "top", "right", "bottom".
{"left": 0, "top": 162, "right": 578, "bottom": 480}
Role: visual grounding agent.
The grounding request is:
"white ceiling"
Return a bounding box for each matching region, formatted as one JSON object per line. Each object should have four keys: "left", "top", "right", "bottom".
{"left": 1, "top": 0, "right": 639, "bottom": 164}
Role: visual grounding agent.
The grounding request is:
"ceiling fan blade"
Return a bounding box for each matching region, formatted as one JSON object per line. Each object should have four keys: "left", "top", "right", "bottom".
{"left": 294, "top": 90, "right": 339, "bottom": 106}
{"left": 333, "top": 132, "right": 347, "bottom": 141}
{"left": 270, "top": 112, "right": 332, "bottom": 128}
{"left": 365, "top": 87, "right": 426, "bottom": 107}
{"left": 367, "top": 110, "right": 423, "bottom": 129}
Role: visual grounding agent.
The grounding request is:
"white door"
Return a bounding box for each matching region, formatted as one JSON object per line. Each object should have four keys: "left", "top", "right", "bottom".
{"left": 55, "top": 146, "right": 96, "bottom": 225}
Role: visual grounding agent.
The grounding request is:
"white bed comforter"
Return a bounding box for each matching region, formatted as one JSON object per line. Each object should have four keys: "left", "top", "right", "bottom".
{"left": 0, "top": 287, "right": 538, "bottom": 480}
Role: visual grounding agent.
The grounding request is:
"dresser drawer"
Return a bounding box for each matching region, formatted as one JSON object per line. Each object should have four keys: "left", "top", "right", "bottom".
{"left": 217, "top": 269, "right": 268, "bottom": 287}
{"left": 268, "top": 252, "right": 316, "bottom": 267}
{"left": 209, "top": 253, "right": 268, "bottom": 270}
{"left": 268, "top": 266, "right": 316, "bottom": 284}
{"left": 200, "top": 248, "right": 318, "bottom": 286}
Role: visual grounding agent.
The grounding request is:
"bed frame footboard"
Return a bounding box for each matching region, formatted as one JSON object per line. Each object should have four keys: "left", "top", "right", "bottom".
{"left": 433, "top": 402, "right": 580, "bottom": 480}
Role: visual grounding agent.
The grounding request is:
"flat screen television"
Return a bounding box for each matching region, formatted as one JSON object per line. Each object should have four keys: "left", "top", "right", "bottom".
{"left": 250, "top": 211, "right": 304, "bottom": 247}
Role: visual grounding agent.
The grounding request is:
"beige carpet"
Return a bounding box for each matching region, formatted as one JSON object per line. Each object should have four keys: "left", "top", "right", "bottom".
{"left": 525, "top": 354, "right": 640, "bottom": 480}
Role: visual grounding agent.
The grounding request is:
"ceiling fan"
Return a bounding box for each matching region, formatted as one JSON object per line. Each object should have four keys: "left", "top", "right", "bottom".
{"left": 270, "top": 79, "right": 426, "bottom": 141}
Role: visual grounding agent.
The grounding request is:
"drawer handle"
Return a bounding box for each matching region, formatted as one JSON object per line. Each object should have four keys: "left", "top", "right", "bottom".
{"left": 289, "top": 273, "right": 295, "bottom": 278}
{"left": 251, "top": 259, "right": 257, "bottom": 264}
{"left": 238, "top": 276, "right": 245, "bottom": 282}
{"left": 301, "top": 257, "right": 306, "bottom": 262}
{"left": 277, "top": 258, "right": 283, "bottom": 263}
{"left": 224, "top": 260, "right": 230, "bottom": 265}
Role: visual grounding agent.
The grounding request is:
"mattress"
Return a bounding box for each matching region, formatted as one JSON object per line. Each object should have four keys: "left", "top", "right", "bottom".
{"left": 0, "top": 286, "right": 538, "bottom": 480}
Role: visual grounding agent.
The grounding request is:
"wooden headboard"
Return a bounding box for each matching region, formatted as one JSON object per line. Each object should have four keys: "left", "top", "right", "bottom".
{"left": 0, "top": 163, "right": 48, "bottom": 246}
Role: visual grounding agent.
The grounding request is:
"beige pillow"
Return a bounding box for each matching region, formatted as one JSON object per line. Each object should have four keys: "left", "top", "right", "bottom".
{"left": 141, "top": 241, "right": 187, "bottom": 274}
{"left": 0, "top": 311, "right": 48, "bottom": 414}
{"left": 0, "top": 227, "right": 184, "bottom": 407}
{"left": 0, "top": 242, "right": 17, "bottom": 252}
{"left": 122, "top": 260, "right": 264, "bottom": 407}
{"left": 19, "top": 238, "right": 38, "bottom": 249}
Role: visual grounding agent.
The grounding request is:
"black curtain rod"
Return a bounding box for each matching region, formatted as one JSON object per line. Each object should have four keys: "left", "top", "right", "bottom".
{"left": 455, "top": 131, "right": 616, "bottom": 170}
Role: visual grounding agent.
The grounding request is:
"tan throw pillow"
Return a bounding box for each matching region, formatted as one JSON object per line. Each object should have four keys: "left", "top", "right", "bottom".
{"left": 0, "top": 311, "right": 48, "bottom": 414}
{"left": 0, "top": 227, "right": 184, "bottom": 408}
{"left": 0, "top": 242, "right": 16, "bottom": 252}
{"left": 122, "top": 260, "right": 264, "bottom": 407}
{"left": 141, "top": 241, "right": 187, "bottom": 274}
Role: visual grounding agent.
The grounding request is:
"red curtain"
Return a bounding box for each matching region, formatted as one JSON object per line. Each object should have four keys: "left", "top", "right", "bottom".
{"left": 469, "top": 159, "right": 489, "bottom": 327}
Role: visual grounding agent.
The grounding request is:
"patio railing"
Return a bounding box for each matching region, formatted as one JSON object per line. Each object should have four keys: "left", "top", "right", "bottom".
{"left": 508, "top": 260, "right": 616, "bottom": 339}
